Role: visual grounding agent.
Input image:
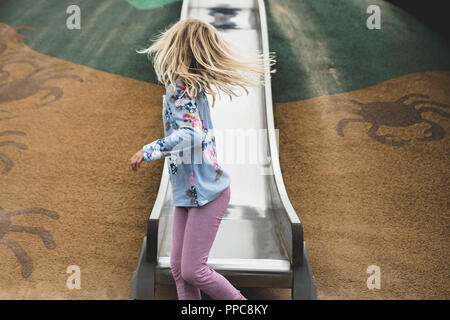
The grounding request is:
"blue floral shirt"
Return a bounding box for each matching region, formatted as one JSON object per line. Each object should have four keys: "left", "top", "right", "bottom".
{"left": 142, "top": 79, "right": 231, "bottom": 207}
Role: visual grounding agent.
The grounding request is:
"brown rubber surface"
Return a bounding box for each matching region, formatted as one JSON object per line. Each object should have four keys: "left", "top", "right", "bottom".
{"left": 1, "top": 23, "right": 448, "bottom": 299}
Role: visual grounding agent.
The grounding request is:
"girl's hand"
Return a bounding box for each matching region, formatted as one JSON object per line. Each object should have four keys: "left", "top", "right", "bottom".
{"left": 130, "top": 149, "right": 144, "bottom": 171}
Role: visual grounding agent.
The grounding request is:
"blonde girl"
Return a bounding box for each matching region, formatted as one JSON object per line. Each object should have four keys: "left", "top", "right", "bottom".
{"left": 130, "top": 18, "right": 275, "bottom": 300}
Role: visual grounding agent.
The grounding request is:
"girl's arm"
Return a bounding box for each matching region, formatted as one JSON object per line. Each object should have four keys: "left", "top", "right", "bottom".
{"left": 142, "top": 93, "right": 204, "bottom": 163}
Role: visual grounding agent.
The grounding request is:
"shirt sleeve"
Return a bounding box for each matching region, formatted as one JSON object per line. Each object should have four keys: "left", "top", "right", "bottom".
{"left": 142, "top": 83, "right": 204, "bottom": 163}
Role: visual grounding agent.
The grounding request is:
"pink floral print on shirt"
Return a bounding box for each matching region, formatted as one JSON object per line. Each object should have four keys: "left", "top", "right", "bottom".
{"left": 186, "top": 170, "right": 199, "bottom": 206}
{"left": 206, "top": 146, "right": 223, "bottom": 181}
{"left": 183, "top": 109, "right": 202, "bottom": 131}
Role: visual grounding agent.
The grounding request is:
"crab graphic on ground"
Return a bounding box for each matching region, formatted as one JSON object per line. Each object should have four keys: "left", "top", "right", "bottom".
{"left": 325, "top": 94, "right": 449, "bottom": 146}
{"left": 0, "top": 23, "right": 84, "bottom": 106}
{"left": 0, "top": 127, "right": 28, "bottom": 174}
{"left": 1, "top": 109, "right": 28, "bottom": 175}
{"left": 0, "top": 205, "right": 59, "bottom": 278}
{"left": 0, "top": 52, "right": 84, "bottom": 106}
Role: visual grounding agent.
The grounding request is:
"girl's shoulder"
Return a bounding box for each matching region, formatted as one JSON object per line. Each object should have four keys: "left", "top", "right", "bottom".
{"left": 166, "top": 78, "right": 206, "bottom": 102}
{"left": 166, "top": 79, "right": 188, "bottom": 100}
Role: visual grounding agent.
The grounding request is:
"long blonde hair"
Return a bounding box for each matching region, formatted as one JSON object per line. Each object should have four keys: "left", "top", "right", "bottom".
{"left": 136, "top": 18, "right": 276, "bottom": 108}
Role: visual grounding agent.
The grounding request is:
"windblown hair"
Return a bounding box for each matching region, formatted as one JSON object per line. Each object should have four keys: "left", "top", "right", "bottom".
{"left": 136, "top": 18, "right": 276, "bottom": 108}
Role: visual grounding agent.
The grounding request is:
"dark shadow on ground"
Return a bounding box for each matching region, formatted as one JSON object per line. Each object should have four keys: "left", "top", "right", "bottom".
{"left": 385, "top": 0, "right": 449, "bottom": 42}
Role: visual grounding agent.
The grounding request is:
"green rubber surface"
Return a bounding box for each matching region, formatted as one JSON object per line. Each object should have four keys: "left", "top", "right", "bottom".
{"left": 126, "top": 0, "right": 181, "bottom": 10}
{"left": 0, "top": 0, "right": 181, "bottom": 85}
{"left": 265, "top": 0, "right": 450, "bottom": 102}
{"left": 1, "top": 0, "right": 449, "bottom": 102}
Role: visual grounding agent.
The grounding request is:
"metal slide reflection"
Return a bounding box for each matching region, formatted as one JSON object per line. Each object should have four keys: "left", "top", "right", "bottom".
{"left": 131, "top": 0, "right": 316, "bottom": 300}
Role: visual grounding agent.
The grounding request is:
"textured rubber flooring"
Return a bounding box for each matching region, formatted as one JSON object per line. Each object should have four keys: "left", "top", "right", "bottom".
{"left": 0, "top": 0, "right": 449, "bottom": 299}
{"left": 1, "top": 0, "right": 449, "bottom": 102}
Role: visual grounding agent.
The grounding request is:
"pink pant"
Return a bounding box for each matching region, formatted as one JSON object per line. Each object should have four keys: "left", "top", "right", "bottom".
{"left": 170, "top": 185, "right": 247, "bottom": 300}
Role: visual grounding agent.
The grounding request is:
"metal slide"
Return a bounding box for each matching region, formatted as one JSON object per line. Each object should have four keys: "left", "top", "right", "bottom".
{"left": 131, "top": 0, "right": 316, "bottom": 300}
